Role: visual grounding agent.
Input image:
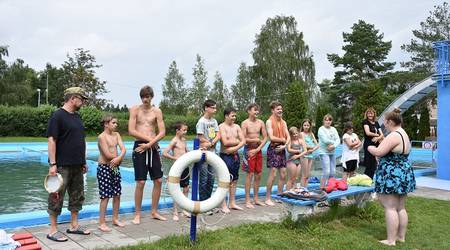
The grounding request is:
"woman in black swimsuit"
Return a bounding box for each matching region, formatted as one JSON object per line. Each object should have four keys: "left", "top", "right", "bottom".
{"left": 362, "top": 107, "right": 384, "bottom": 178}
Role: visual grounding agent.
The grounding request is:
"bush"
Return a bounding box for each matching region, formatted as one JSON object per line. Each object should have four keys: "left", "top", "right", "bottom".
{"left": 0, "top": 105, "right": 104, "bottom": 137}
{"left": 0, "top": 106, "right": 275, "bottom": 137}
{"left": 79, "top": 106, "right": 103, "bottom": 135}
{"left": 0, "top": 105, "right": 56, "bottom": 137}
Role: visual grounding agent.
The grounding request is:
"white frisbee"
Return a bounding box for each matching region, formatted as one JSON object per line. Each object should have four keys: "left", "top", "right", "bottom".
{"left": 44, "top": 173, "right": 63, "bottom": 193}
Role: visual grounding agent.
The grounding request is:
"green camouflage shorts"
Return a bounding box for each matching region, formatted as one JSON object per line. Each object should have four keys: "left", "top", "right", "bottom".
{"left": 47, "top": 165, "right": 85, "bottom": 216}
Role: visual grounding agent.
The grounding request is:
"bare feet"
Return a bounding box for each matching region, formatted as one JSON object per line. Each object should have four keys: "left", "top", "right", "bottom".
{"left": 112, "top": 220, "right": 125, "bottom": 227}
{"left": 151, "top": 212, "right": 167, "bottom": 221}
{"left": 245, "top": 201, "right": 255, "bottom": 209}
{"left": 230, "top": 204, "right": 244, "bottom": 211}
{"left": 98, "top": 224, "right": 111, "bottom": 232}
{"left": 254, "top": 200, "right": 266, "bottom": 206}
{"left": 379, "top": 240, "right": 396, "bottom": 246}
{"left": 397, "top": 237, "right": 405, "bottom": 243}
{"left": 221, "top": 206, "right": 231, "bottom": 214}
{"left": 173, "top": 214, "right": 179, "bottom": 221}
{"left": 265, "top": 199, "right": 275, "bottom": 206}
{"left": 132, "top": 215, "right": 141, "bottom": 225}
{"left": 182, "top": 210, "right": 191, "bottom": 218}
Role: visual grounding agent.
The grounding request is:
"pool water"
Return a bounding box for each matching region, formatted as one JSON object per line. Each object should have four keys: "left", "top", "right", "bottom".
{"left": 0, "top": 157, "right": 152, "bottom": 215}
{"left": 0, "top": 143, "right": 434, "bottom": 215}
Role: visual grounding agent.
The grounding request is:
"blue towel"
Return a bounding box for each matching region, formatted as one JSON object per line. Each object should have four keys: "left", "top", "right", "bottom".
{"left": 308, "top": 176, "right": 320, "bottom": 184}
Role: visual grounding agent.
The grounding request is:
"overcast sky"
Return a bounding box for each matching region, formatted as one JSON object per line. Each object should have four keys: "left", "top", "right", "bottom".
{"left": 0, "top": 0, "right": 444, "bottom": 107}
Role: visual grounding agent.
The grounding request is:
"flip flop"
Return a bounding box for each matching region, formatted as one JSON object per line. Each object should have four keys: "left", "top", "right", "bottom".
{"left": 46, "top": 231, "right": 68, "bottom": 242}
{"left": 66, "top": 226, "right": 90, "bottom": 235}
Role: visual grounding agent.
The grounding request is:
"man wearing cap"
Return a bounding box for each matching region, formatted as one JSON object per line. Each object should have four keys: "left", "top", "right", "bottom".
{"left": 46, "top": 87, "right": 90, "bottom": 242}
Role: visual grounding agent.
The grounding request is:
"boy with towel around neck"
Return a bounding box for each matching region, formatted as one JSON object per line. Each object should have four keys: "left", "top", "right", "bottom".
{"left": 265, "top": 101, "right": 290, "bottom": 206}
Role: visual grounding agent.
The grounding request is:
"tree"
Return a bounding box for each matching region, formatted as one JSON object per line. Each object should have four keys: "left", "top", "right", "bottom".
{"left": 161, "top": 61, "right": 187, "bottom": 114}
{"left": 326, "top": 20, "right": 395, "bottom": 124}
{"left": 189, "top": 54, "right": 209, "bottom": 114}
{"left": 209, "top": 71, "right": 231, "bottom": 111}
{"left": 401, "top": 2, "right": 450, "bottom": 73}
{"left": 328, "top": 20, "right": 395, "bottom": 83}
{"left": 314, "top": 101, "right": 332, "bottom": 135}
{"left": 0, "top": 59, "right": 36, "bottom": 106}
{"left": 418, "top": 102, "right": 431, "bottom": 140}
{"left": 251, "top": 15, "right": 316, "bottom": 112}
{"left": 231, "top": 63, "right": 255, "bottom": 111}
{"left": 0, "top": 45, "right": 9, "bottom": 97}
{"left": 284, "top": 81, "right": 307, "bottom": 128}
{"left": 0, "top": 46, "right": 8, "bottom": 75}
{"left": 350, "top": 80, "right": 388, "bottom": 135}
{"left": 62, "top": 48, "right": 108, "bottom": 108}
{"left": 34, "top": 63, "right": 67, "bottom": 106}
{"left": 0, "top": 46, "right": 8, "bottom": 59}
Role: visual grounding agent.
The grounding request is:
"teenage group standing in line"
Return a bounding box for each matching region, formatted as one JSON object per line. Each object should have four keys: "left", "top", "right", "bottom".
{"left": 45, "top": 86, "right": 416, "bottom": 246}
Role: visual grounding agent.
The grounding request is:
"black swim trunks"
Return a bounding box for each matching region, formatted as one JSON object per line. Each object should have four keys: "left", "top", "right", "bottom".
{"left": 180, "top": 168, "right": 190, "bottom": 188}
{"left": 132, "top": 141, "right": 164, "bottom": 181}
{"left": 220, "top": 153, "right": 240, "bottom": 181}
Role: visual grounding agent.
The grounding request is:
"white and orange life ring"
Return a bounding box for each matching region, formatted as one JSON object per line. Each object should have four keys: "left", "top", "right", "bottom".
{"left": 167, "top": 150, "right": 230, "bottom": 214}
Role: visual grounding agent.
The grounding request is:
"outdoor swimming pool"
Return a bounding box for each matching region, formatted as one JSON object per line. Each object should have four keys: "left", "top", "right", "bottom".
{"left": 0, "top": 141, "right": 435, "bottom": 216}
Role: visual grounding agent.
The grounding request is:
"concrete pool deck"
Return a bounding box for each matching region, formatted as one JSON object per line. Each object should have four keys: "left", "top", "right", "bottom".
{"left": 10, "top": 186, "right": 450, "bottom": 250}
{"left": 15, "top": 197, "right": 285, "bottom": 250}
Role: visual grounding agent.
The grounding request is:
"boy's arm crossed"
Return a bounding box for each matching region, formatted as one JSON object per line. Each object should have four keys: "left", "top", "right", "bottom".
{"left": 110, "top": 133, "right": 126, "bottom": 167}
{"left": 163, "top": 138, "right": 178, "bottom": 161}
{"left": 98, "top": 135, "right": 116, "bottom": 165}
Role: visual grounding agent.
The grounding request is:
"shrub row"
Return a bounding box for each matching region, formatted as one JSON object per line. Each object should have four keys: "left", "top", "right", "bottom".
{"left": 0, "top": 105, "right": 105, "bottom": 137}
{"left": 0, "top": 106, "right": 272, "bottom": 137}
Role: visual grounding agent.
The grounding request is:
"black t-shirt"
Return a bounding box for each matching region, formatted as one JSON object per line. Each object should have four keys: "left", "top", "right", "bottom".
{"left": 362, "top": 119, "right": 381, "bottom": 145}
{"left": 46, "top": 108, "right": 86, "bottom": 166}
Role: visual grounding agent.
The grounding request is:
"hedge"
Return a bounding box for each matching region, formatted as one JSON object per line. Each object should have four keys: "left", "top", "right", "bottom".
{"left": 0, "top": 106, "right": 273, "bottom": 137}
{"left": 0, "top": 106, "right": 275, "bottom": 137}
{"left": 0, "top": 105, "right": 56, "bottom": 137}
{"left": 0, "top": 105, "right": 103, "bottom": 137}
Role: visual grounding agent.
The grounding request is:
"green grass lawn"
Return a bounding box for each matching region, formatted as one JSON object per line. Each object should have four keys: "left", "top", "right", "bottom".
{"left": 113, "top": 197, "right": 450, "bottom": 250}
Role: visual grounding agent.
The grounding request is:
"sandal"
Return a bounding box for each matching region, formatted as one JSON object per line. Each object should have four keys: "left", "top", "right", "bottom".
{"left": 317, "top": 201, "right": 330, "bottom": 207}
{"left": 66, "top": 225, "right": 91, "bottom": 235}
{"left": 46, "top": 231, "right": 68, "bottom": 242}
{"left": 300, "top": 189, "right": 310, "bottom": 197}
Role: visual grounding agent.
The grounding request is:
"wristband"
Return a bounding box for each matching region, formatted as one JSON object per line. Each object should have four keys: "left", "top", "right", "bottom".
{"left": 49, "top": 162, "right": 57, "bottom": 166}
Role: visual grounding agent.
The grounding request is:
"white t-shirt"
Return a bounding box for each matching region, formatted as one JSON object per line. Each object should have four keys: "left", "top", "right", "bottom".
{"left": 341, "top": 132, "right": 360, "bottom": 163}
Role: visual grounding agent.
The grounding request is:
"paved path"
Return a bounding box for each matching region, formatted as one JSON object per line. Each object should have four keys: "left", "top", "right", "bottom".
{"left": 20, "top": 199, "right": 285, "bottom": 250}
{"left": 17, "top": 186, "right": 450, "bottom": 250}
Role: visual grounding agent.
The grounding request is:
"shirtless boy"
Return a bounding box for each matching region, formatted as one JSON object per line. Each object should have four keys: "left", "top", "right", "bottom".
{"left": 162, "top": 121, "right": 191, "bottom": 221}
{"left": 241, "top": 103, "right": 268, "bottom": 208}
{"left": 265, "top": 101, "right": 290, "bottom": 206}
{"left": 219, "top": 107, "right": 246, "bottom": 213}
{"left": 128, "top": 85, "right": 166, "bottom": 223}
{"left": 97, "top": 114, "right": 126, "bottom": 232}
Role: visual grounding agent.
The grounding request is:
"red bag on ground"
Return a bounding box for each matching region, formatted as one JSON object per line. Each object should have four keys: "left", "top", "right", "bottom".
{"left": 325, "top": 177, "right": 338, "bottom": 193}
{"left": 337, "top": 179, "right": 348, "bottom": 191}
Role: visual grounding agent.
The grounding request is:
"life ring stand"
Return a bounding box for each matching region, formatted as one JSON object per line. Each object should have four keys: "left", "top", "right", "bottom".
{"left": 167, "top": 150, "right": 230, "bottom": 214}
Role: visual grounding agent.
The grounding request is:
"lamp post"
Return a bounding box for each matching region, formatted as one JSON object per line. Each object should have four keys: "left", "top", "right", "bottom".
{"left": 37, "top": 88, "right": 41, "bottom": 107}
{"left": 46, "top": 72, "right": 49, "bottom": 104}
